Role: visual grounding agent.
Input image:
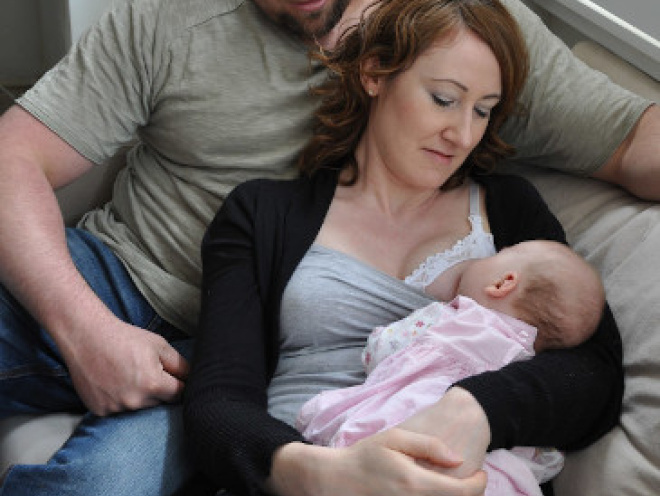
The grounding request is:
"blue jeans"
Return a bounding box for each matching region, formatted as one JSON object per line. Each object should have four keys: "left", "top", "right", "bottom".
{"left": 0, "top": 229, "right": 197, "bottom": 495}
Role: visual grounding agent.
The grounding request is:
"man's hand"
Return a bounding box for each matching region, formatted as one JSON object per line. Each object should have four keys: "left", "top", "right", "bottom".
{"left": 0, "top": 106, "right": 188, "bottom": 416}
{"left": 59, "top": 316, "right": 189, "bottom": 416}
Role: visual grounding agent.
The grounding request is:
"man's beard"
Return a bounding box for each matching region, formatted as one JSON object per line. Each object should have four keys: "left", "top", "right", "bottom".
{"left": 276, "top": 0, "right": 350, "bottom": 42}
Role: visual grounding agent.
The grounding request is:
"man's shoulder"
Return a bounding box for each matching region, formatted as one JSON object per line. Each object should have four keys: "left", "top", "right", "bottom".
{"left": 129, "top": 0, "right": 249, "bottom": 33}
{"left": 135, "top": 0, "right": 246, "bottom": 15}
{"left": 162, "top": 0, "right": 246, "bottom": 22}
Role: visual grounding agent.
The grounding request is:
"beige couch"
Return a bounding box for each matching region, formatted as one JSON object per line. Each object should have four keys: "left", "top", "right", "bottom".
{"left": 1, "top": 41, "right": 659, "bottom": 495}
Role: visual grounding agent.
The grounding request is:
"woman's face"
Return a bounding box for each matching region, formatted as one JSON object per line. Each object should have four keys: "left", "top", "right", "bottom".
{"left": 361, "top": 29, "right": 502, "bottom": 191}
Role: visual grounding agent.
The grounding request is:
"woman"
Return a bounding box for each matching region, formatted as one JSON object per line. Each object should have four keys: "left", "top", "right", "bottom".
{"left": 184, "top": 1, "right": 622, "bottom": 495}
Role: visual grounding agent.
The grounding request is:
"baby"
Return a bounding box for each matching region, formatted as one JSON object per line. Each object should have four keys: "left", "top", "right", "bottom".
{"left": 297, "top": 240, "right": 605, "bottom": 496}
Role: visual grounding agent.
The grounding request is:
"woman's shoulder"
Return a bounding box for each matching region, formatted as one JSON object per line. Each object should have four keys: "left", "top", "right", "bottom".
{"left": 231, "top": 168, "right": 338, "bottom": 197}
{"left": 474, "top": 172, "right": 546, "bottom": 207}
{"left": 474, "top": 172, "right": 565, "bottom": 246}
{"left": 473, "top": 171, "right": 536, "bottom": 191}
{"left": 222, "top": 169, "right": 339, "bottom": 224}
{"left": 229, "top": 176, "right": 298, "bottom": 200}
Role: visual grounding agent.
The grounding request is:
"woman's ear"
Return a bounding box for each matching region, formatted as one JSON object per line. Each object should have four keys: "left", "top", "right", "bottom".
{"left": 484, "top": 272, "right": 519, "bottom": 299}
{"left": 360, "top": 56, "right": 381, "bottom": 97}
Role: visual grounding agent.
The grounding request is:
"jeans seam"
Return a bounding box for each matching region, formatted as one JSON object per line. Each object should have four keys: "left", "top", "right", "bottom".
{"left": 0, "top": 365, "right": 68, "bottom": 381}
{"left": 145, "top": 313, "right": 163, "bottom": 333}
{"left": 0, "top": 464, "right": 12, "bottom": 490}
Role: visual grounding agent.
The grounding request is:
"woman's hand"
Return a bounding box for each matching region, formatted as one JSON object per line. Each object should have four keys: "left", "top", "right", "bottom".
{"left": 266, "top": 426, "right": 487, "bottom": 496}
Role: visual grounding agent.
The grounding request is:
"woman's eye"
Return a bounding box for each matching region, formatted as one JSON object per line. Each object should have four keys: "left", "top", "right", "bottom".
{"left": 475, "top": 107, "right": 491, "bottom": 119}
{"left": 432, "top": 95, "right": 453, "bottom": 108}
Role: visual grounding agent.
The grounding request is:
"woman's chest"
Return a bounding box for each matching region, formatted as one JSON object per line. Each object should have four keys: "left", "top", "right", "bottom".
{"left": 317, "top": 188, "right": 474, "bottom": 280}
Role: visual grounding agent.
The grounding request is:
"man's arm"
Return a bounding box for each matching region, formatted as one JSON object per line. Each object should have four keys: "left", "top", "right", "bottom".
{"left": 593, "top": 104, "right": 660, "bottom": 201}
{"left": 0, "top": 106, "right": 188, "bottom": 415}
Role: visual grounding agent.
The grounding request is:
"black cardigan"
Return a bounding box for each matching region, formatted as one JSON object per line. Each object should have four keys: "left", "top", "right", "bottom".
{"left": 185, "top": 169, "right": 623, "bottom": 495}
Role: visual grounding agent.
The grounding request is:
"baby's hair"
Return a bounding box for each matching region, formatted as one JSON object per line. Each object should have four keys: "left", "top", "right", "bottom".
{"left": 512, "top": 244, "right": 605, "bottom": 351}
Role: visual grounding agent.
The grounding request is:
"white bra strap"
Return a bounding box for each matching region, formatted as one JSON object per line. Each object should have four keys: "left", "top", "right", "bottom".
{"left": 469, "top": 181, "right": 480, "bottom": 217}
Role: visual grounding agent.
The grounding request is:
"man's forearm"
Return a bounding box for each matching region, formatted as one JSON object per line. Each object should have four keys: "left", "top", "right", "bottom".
{"left": 0, "top": 106, "right": 104, "bottom": 342}
{"left": 0, "top": 107, "right": 191, "bottom": 415}
{"left": 0, "top": 152, "right": 107, "bottom": 340}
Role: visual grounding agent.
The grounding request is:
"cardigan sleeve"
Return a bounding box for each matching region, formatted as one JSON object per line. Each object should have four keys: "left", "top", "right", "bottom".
{"left": 184, "top": 180, "right": 306, "bottom": 495}
{"left": 457, "top": 174, "right": 623, "bottom": 451}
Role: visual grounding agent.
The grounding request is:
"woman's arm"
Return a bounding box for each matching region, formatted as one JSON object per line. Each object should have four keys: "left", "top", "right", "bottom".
{"left": 462, "top": 174, "right": 623, "bottom": 450}
{"left": 392, "top": 174, "right": 622, "bottom": 466}
{"left": 184, "top": 180, "right": 305, "bottom": 494}
{"left": 459, "top": 305, "right": 621, "bottom": 450}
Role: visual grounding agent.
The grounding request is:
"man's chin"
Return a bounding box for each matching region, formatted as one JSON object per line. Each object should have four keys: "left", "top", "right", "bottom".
{"left": 276, "top": 0, "right": 350, "bottom": 43}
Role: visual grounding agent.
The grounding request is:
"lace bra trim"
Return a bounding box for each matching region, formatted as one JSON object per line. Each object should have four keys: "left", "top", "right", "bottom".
{"left": 404, "top": 182, "right": 496, "bottom": 290}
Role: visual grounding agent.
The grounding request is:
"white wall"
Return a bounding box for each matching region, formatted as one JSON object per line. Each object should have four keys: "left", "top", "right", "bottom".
{"left": 523, "top": 0, "right": 660, "bottom": 80}
{"left": 0, "top": 0, "right": 113, "bottom": 86}
{"left": 67, "top": 0, "right": 116, "bottom": 44}
{"left": 595, "top": 0, "right": 660, "bottom": 42}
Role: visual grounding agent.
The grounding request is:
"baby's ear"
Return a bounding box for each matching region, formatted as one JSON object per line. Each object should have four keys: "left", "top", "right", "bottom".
{"left": 485, "top": 272, "right": 519, "bottom": 298}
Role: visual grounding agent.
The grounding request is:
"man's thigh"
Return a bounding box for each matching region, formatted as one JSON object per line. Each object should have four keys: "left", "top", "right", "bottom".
{"left": 0, "top": 404, "right": 197, "bottom": 496}
{"left": 0, "top": 227, "right": 167, "bottom": 415}
{"left": 0, "top": 228, "right": 199, "bottom": 493}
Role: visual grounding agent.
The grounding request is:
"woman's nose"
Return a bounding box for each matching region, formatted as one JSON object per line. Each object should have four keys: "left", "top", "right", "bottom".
{"left": 444, "top": 112, "right": 474, "bottom": 149}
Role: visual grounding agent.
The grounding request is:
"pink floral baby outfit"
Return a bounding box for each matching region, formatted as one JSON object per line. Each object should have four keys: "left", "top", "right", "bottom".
{"left": 297, "top": 296, "right": 564, "bottom": 496}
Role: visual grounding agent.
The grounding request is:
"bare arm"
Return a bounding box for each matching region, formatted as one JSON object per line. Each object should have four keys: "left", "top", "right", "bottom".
{"left": 593, "top": 104, "right": 660, "bottom": 201}
{"left": 0, "top": 106, "right": 188, "bottom": 415}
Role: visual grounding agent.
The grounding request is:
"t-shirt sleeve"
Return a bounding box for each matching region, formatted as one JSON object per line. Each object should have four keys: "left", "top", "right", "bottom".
{"left": 16, "top": 0, "right": 160, "bottom": 164}
{"left": 500, "top": 0, "right": 652, "bottom": 175}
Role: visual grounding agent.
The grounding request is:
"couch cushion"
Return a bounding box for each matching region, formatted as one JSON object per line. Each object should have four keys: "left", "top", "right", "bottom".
{"left": 0, "top": 414, "right": 81, "bottom": 474}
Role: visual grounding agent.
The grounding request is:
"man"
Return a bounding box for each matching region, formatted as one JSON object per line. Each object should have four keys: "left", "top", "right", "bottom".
{"left": 0, "top": 0, "right": 657, "bottom": 494}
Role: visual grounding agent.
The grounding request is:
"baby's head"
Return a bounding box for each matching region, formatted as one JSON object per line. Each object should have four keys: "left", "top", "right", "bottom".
{"left": 456, "top": 240, "right": 605, "bottom": 352}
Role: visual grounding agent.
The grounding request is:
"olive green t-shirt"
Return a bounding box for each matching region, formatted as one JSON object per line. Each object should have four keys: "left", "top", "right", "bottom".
{"left": 18, "top": 0, "right": 651, "bottom": 334}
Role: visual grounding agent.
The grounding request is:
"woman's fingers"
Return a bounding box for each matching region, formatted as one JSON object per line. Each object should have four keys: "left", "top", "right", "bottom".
{"left": 347, "top": 427, "right": 488, "bottom": 496}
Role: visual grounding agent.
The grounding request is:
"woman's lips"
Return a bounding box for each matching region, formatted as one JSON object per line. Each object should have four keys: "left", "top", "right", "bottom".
{"left": 424, "top": 148, "right": 454, "bottom": 166}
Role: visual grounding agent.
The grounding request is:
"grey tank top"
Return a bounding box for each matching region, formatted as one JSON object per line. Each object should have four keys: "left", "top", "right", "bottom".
{"left": 268, "top": 182, "right": 496, "bottom": 426}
